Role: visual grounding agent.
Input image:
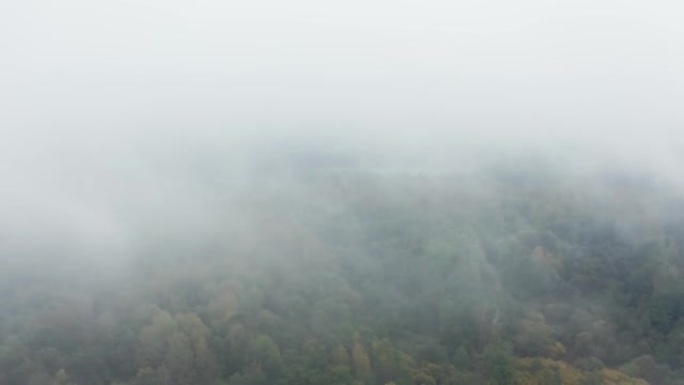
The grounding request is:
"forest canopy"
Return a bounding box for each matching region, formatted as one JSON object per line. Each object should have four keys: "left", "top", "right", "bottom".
{"left": 2, "top": 152, "right": 684, "bottom": 385}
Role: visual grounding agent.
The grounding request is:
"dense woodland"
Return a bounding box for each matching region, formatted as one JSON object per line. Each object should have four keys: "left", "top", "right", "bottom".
{"left": 2, "top": 155, "right": 684, "bottom": 385}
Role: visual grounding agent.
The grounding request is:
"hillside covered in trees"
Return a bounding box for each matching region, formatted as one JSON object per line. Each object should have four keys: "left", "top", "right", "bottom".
{"left": 2, "top": 156, "right": 684, "bottom": 385}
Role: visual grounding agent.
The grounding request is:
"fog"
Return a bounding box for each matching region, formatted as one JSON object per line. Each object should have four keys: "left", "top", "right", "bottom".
{"left": 3, "top": 0, "right": 684, "bottom": 242}
{"left": 2, "top": 2, "right": 684, "bottom": 384}
{"left": 1, "top": 0, "right": 683, "bottom": 265}
{"left": 4, "top": 0, "right": 684, "bottom": 141}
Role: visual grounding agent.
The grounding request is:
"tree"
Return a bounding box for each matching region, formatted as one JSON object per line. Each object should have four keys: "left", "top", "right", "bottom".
{"left": 484, "top": 343, "right": 514, "bottom": 385}
{"left": 352, "top": 341, "right": 371, "bottom": 376}
{"left": 138, "top": 310, "right": 177, "bottom": 369}
{"left": 249, "top": 335, "right": 283, "bottom": 379}
{"left": 52, "top": 369, "right": 73, "bottom": 385}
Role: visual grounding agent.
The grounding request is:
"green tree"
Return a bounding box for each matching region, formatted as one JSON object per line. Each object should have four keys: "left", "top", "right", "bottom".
{"left": 484, "top": 343, "right": 514, "bottom": 385}
{"left": 249, "top": 335, "right": 283, "bottom": 379}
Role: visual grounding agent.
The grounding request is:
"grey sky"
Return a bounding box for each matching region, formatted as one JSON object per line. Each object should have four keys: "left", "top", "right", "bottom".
{"left": 2, "top": 0, "right": 684, "bottom": 144}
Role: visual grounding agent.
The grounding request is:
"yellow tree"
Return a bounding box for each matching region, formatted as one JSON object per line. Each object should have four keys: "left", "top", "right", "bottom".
{"left": 352, "top": 341, "right": 371, "bottom": 376}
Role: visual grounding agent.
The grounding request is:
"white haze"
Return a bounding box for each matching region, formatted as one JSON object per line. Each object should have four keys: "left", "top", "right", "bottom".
{"left": 1, "top": 0, "right": 684, "bottom": 267}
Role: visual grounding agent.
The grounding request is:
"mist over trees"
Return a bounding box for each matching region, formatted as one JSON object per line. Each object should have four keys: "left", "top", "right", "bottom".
{"left": 2, "top": 146, "right": 684, "bottom": 385}
{"left": 3, "top": 1, "right": 684, "bottom": 384}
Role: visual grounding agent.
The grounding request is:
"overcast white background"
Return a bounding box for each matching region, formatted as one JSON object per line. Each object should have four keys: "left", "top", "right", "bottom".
{"left": 2, "top": 0, "right": 684, "bottom": 142}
